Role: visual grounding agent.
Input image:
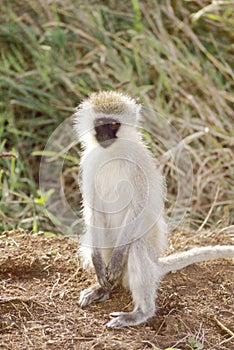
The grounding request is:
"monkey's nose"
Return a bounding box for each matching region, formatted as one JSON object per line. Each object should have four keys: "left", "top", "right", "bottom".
{"left": 95, "top": 124, "right": 117, "bottom": 148}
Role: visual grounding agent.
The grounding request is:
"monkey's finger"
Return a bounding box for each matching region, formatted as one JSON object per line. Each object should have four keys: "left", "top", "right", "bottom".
{"left": 98, "top": 276, "right": 113, "bottom": 290}
{"left": 106, "top": 270, "right": 121, "bottom": 285}
{"left": 79, "top": 286, "right": 110, "bottom": 307}
{"left": 79, "top": 287, "right": 97, "bottom": 307}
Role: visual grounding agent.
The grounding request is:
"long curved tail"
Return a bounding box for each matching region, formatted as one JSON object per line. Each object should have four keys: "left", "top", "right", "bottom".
{"left": 158, "top": 245, "right": 234, "bottom": 275}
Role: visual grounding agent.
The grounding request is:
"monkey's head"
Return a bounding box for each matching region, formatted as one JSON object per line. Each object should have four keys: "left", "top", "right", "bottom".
{"left": 74, "top": 91, "right": 142, "bottom": 149}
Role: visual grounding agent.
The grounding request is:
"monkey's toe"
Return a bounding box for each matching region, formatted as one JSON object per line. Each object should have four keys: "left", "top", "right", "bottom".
{"left": 106, "top": 316, "right": 126, "bottom": 329}
{"left": 106, "top": 310, "right": 153, "bottom": 328}
{"left": 106, "top": 314, "right": 137, "bottom": 328}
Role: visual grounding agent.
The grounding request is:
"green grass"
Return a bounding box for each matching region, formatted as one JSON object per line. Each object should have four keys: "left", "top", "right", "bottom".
{"left": 0, "top": 0, "right": 233, "bottom": 233}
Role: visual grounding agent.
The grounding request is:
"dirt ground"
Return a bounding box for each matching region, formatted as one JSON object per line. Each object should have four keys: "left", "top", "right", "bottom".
{"left": 0, "top": 229, "right": 233, "bottom": 350}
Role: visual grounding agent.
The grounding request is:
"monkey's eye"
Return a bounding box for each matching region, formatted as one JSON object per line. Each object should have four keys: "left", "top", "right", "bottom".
{"left": 98, "top": 119, "right": 104, "bottom": 125}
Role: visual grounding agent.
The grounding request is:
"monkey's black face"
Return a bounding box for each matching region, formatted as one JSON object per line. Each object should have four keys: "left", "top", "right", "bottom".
{"left": 94, "top": 118, "right": 121, "bottom": 148}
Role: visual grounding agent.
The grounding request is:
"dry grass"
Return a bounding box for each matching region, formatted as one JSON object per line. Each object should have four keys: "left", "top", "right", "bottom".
{"left": 1, "top": 0, "right": 233, "bottom": 234}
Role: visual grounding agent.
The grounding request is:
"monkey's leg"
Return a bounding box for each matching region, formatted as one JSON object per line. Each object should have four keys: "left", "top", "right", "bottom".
{"left": 79, "top": 284, "right": 110, "bottom": 308}
{"left": 106, "top": 241, "right": 161, "bottom": 328}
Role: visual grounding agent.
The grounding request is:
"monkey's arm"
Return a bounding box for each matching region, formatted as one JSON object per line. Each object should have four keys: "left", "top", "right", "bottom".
{"left": 105, "top": 206, "right": 144, "bottom": 287}
{"left": 91, "top": 248, "right": 113, "bottom": 290}
{"left": 106, "top": 245, "right": 130, "bottom": 288}
{"left": 158, "top": 245, "right": 234, "bottom": 275}
{"left": 83, "top": 204, "right": 113, "bottom": 290}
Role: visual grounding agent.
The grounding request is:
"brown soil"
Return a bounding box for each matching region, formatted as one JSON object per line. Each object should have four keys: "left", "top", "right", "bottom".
{"left": 0, "top": 229, "right": 233, "bottom": 350}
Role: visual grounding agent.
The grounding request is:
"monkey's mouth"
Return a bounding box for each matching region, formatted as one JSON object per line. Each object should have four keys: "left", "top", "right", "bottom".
{"left": 94, "top": 118, "right": 120, "bottom": 148}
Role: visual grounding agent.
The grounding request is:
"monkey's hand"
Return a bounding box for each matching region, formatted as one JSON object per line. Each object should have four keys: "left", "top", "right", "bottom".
{"left": 79, "top": 284, "right": 110, "bottom": 308}
{"left": 105, "top": 263, "right": 122, "bottom": 289}
{"left": 96, "top": 265, "right": 113, "bottom": 290}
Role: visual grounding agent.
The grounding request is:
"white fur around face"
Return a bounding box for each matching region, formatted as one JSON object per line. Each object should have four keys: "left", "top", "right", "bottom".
{"left": 73, "top": 91, "right": 142, "bottom": 148}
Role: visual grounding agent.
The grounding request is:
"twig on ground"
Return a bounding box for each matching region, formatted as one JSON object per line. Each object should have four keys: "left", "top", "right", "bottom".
{"left": 50, "top": 272, "right": 61, "bottom": 300}
{"left": 0, "top": 296, "right": 37, "bottom": 303}
{"left": 61, "top": 268, "right": 80, "bottom": 286}
{"left": 213, "top": 315, "right": 234, "bottom": 337}
{"left": 197, "top": 186, "right": 220, "bottom": 232}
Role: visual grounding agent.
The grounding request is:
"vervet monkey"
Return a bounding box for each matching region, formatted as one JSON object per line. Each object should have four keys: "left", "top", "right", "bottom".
{"left": 74, "top": 91, "right": 234, "bottom": 328}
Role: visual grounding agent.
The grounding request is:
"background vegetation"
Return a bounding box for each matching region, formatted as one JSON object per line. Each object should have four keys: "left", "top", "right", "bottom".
{"left": 0, "top": 0, "right": 233, "bottom": 235}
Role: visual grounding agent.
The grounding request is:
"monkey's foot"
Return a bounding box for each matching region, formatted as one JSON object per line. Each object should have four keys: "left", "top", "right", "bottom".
{"left": 79, "top": 285, "right": 110, "bottom": 308}
{"left": 106, "top": 310, "right": 152, "bottom": 328}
